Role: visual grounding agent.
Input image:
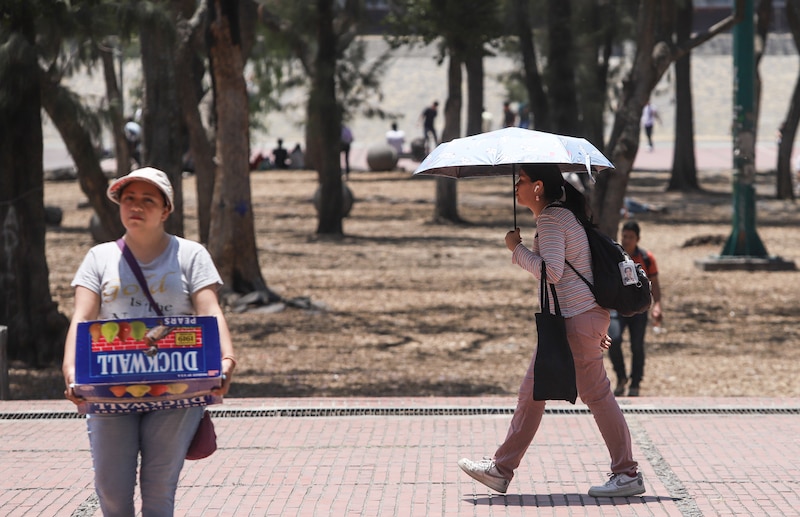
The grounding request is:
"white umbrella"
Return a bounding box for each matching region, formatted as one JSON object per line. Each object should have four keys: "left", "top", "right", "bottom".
{"left": 413, "top": 127, "right": 614, "bottom": 226}
{"left": 413, "top": 127, "right": 613, "bottom": 178}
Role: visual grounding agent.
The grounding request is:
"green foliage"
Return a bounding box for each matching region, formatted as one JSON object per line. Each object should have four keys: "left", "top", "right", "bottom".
{"left": 247, "top": 26, "right": 300, "bottom": 131}
{"left": 385, "top": 0, "right": 504, "bottom": 59}
{"left": 337, "top": 39, "right": 396, "bottom": 122}
{"left": 497, "top": 0, "right": 640, "bottom": 116}
{"left": 252, "top": 0, "right": 396, "bottom": 126}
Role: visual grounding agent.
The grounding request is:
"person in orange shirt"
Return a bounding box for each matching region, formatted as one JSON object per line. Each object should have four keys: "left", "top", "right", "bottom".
{"left": 609, "top": 220, "right": 662, "bottom": 397}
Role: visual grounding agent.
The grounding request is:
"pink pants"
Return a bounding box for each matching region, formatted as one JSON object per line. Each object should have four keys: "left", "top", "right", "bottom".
{"left": 493, "top": 306, "right": 638, "bottom": 480}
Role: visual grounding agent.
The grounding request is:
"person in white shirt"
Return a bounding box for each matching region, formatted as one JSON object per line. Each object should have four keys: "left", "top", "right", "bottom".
{"left": 385, "top": 122, "right": 405, "bottom": 155}
{"left": 641, "top": 102, "right": 661, "bottom": 151}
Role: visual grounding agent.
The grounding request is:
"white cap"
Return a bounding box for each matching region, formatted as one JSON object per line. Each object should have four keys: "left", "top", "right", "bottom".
{"left": 107, "top": 167, "right": 174, "bottom": 213}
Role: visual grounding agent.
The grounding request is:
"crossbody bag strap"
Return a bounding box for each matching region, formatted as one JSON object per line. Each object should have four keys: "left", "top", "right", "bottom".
{"left": 116, "top": 238, "right": 164, "bottom": 317}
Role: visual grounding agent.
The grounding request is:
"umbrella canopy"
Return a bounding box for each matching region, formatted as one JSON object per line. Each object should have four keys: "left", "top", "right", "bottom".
{"left": 413, "top": 127, "right": 613, "bottom": 178}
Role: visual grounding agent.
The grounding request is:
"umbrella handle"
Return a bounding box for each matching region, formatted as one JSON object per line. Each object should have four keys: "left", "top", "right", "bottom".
{"left": 512, "top": 165, "right": 517, "bottom": 229}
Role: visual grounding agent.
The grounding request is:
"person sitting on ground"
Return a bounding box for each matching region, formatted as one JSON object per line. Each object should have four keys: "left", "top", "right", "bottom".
{"left": 249, "top": 150, "right": 269, "bottom": 171}
{"left": 272, "top": 139, "right": 289, "bottom": 169}
{"left": 289, "top": 144, "right": 305, "bottom": 170}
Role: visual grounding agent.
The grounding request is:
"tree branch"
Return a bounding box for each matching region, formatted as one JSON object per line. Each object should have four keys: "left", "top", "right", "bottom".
{"left": 674, "top": 0, "right": 745, "bottom": 60}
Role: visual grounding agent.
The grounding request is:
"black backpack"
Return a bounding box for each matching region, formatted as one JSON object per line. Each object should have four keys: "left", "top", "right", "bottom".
{"left": 565, "top": 225, "right": 653, "bottom": 317}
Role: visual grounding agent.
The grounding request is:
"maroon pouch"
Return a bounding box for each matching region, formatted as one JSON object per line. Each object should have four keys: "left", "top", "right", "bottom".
{"left": 186, "top": 411, "right": 217, "bottom": 460}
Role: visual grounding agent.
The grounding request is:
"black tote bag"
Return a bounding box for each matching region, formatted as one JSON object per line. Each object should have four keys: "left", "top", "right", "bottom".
{"left": 532, "top": 262, "right": 578, "bottom": 404}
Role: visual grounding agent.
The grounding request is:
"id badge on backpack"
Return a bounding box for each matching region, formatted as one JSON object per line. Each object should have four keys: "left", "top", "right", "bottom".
{"left": 619, "top": 259, "right": 638, "bottom": 286}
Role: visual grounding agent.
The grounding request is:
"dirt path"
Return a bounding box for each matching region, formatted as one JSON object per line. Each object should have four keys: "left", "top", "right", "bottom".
{"left": 15, "top": 167, "right": 800, "bottom": 400}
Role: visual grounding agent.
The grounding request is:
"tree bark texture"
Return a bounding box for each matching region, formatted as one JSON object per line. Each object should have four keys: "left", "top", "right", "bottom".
{"left": 435, "top": 54, "right": 463, "bottom": 224}
{"left": 207, "top": 0, "right": 267, "bottom": 292}
{"left": 546, "top": 0, "right": 579, "bottom": 135}
{"left": 464, "top": 54, "right": 483, "bottom": 136}
{"left": 39, "top": 74, "right": 125, "bottom": 241}
{"left": 0, "top": 27, "right": 68, "bottom": 365}
{"left": 140, "top": 10, "right": 186, "bottom": 236}
{"left": 592, "top": 0, "right": 743, "bottom": 237}
{"left": 175, "top": 0, "right": 217, "bottom": 243}
{"left": 514, "top": 0, "right": 548, "bottom": 130}
{"left": 669, "top": 0, "right": 700, "bottom": 191}
{"left": 575, "top": 0, "right": 615, "bottom": 147}
{"left": 309, "top": 0, "right": 344, "bottom": 235}
{"left": 753, "top": 0, "right": 772, "bottom": 144}
{"left": 777, "top": 0, "right": 800, "bottom": 200}
{"left": 99, "top": 45, "right": 131, "bottom": 179}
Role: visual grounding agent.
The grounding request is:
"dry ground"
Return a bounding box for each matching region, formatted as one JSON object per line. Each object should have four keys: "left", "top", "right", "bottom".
{"left": 12, "top": 166, "right": 800, "bottom": 400}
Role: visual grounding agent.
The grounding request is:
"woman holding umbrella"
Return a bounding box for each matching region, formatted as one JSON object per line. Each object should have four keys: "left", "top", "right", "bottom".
{"left": 457, "top": 164, "right": 645, "bottom": 498}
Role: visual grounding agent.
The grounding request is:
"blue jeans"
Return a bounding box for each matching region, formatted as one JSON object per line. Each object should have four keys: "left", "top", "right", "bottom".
{"left": 608, "top": 311, "right": 648, "bottom": 387}
{"left": 87, "top": 407, "right": 203, "bottom": 517}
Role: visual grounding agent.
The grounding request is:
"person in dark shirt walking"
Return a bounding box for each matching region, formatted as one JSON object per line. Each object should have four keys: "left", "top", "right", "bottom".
{"left": 420, "top": 101, "right": 439, "bottom": 150}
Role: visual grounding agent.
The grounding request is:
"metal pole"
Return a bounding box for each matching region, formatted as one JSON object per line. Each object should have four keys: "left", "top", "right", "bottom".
{"left": 0, "top": 326, "right": 8, "bottom": 400}
{"left": 722, "top": 0, "right": 767, "bottom": 257}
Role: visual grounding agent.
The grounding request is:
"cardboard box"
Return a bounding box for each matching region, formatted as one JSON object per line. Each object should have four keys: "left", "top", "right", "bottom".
{"left": 73, "top": 316, "right": 223, "bottom": 414}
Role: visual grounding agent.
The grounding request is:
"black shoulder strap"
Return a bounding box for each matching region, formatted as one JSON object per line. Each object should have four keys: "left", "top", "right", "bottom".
{"left": 116, "top": 238, "right": 164, "bottom": 316}
{"left": 566, "top": 223, "right": 596, "bottom": 295}
{"left": 637, "top": 246, "right": 651, "bottom": 269}
{"left": 566, "top": 259, "right": 595, "bottom": 294}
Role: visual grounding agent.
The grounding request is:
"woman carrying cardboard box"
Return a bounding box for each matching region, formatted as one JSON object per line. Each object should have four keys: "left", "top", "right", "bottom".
{"left": 62, "top": 167, "right": 236, "bottom": 516}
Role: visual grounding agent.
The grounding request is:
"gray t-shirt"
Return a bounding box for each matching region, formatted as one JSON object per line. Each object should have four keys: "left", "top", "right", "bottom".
{"left": 71, "top": 235, "right": 222, "bottom": 320}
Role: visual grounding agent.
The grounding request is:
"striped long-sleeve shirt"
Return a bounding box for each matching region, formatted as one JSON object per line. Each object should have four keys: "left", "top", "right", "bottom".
{"left": 511, "top": 205, "right": 598, "bottom": 318}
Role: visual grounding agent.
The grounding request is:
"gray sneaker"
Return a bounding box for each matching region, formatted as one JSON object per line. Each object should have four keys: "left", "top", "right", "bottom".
{"left": 588, "top": 472, "right": 646, "bottom": 497}
{"left": 457, "top": 457, "right": 509, "bottom": 494}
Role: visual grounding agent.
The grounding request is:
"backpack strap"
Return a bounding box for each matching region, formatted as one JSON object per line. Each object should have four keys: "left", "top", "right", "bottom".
{"left": 636, "top": 246, "right": 652, "bottom": 270}
{"left": 565, "top": 259, "right": 595, "bottom": 295}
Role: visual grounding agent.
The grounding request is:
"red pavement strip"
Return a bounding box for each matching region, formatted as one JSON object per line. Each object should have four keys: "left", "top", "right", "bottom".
{"left": 1, "top": 397, "right": 798, "bottom": 516}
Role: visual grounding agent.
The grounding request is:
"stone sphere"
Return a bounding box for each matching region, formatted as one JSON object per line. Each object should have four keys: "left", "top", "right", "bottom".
{"left": 313, "top": 183, "right": 354, "bottom": 218}
{"left": 366, "top": 144, "right": 398, "bottom": 171}
{"left": 90, "top": 213, "right": 117, "bottom": 243}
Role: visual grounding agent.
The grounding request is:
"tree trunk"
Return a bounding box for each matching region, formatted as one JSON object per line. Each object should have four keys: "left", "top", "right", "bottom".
{"left": 175, "top": 0, "right": 217, "bottom": 243}
{"left": 140, "top": 9, "right": 186, "bottom": 236}
{"left": 308, "top": 0, "right": 344, "bottom": 235}
{"left": 546, "top": 0, "right": 579, "bottom": 135}
{"left": 99, "top": 44, "right": 131, "bottom": 179}
{"left": 753, "top": 0, "right": 773, "bottom": 144}
{"left": 514, "top": 0, "right": 548, "bottom": 130}
{"left": 434, "top": 54, "right": 462, "bottom": 224}
{"left": 669, "top": 0, "right": 699, "bottom": 191}
{"left": 575, "top": 1, "right": 615, "bottom": 147}
{"left": 0, "top": 20, "right": 69, "bottom": 365}
{"left": 464, "top": 54, "right": 483, "bottom": 136}
{"left": 592, "top": 0, "right": 743, "bottom": 237}
{"left": 207, "top": 0, "right": 268, "bottom": 293}
{"left": 40, "top": 74, "right": 125, "bottom": 241}
{"left": 777, "top": 0, "right": 800, "bottom": 200}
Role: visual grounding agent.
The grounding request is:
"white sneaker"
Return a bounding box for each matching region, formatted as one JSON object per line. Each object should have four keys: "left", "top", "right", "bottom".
{"left": 588, "top": 472, "right": 646, "bottom": 497}
{"left": 457, "top": 457, "right": 509, "bottom": 494}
